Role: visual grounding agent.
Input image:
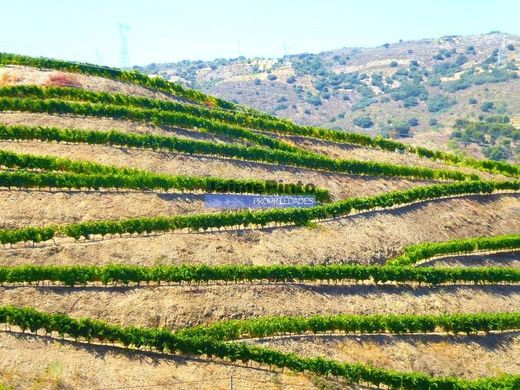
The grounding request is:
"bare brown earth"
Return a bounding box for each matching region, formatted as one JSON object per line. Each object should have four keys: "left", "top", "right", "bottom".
{"left": 0, "top": 332, "right": 317, "bottom": 390}
{"left": 0, "top": 193, "right": 518, "bottom": 267}
{"left": 253, "top": 332, "right": 520, "bottom": 379}
{"left": 1, "top": 284, "right": 519, "bottom": 330}
{"left": 0, "top": 190, "right": 207, "bottom": 229}
{"left": 425, "top": 251, "right": 520, "bottom": 268}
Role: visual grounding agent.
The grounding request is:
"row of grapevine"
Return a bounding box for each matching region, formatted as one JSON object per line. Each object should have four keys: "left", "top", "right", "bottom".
{"left": 0, "top": 96, "right": 302, "bottom": 154}
{"left": 0, "top": 52, "right": 234, "bottom": 109}
{"left": 0, "top": 123, "right": 474, "bottom": 181}
{"left": 0, "top": 170, "right": 330, "bottom": 200}
{"left": 389, "top": 234, "right": 520, "bottom": 266}
{"left": 1, "top": 264, "right": 519, "bottom": 286}
{"left": 0, "top": 180, "right": 518, "bottom": 245}
{"left": 0, "top": 81, "right": 517, "bottom": 177}
{"left": 1, "top": 306, "right": 518, "bottom": 389}
{"left": 177, "top": 312, "right": 520, "bottom": 340}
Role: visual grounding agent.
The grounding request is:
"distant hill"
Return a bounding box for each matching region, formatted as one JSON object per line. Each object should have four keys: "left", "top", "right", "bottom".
{"left": 137, "top": 32, "right": 520, "bottom": 163}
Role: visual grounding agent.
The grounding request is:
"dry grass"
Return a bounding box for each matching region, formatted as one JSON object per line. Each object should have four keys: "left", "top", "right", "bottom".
{"left": 45, "top": 72, "right": 82, "bottom": 88}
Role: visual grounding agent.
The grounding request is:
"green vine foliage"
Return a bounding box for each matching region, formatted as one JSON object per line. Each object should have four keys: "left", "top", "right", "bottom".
{"left": 0, "top": 80, "right": 517, "bottom": 176}
{"left": 0, "top": 180, "right": 517, "bottom": 244}
{"left": 0, "top": 53, "right": 235, "bottom": 109}
{"left": 0, "top": 96, "right": 300, "bottom": 153}
{"left": 0, "top": 122, "right": 474, "bottom": 181}
{"left": 1, "top": 306, "right": 519, "bottom": 389}
{"left": 0, "top": 264, "right": 518, "bottom": 287}
{"left": 389, "top": 235, "right": 520, "bottom": 266}
{"left": 0, "top": 170, "right": 330, "bottom": 201}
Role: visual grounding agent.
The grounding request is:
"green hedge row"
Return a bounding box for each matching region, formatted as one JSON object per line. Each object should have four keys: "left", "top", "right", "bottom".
{"left": 0, "top": 180, "right": 517, "bottom": 245}
{"left": 178, "top": 312, "right": 520, "bottom": 340}
{"left": 389, "top": 235, "right": 520, "bottom": 266}
{"left": 1, "top": 306, "right": 519, "bottom": 389}
{"left": 1, "top": 55, "right": 518, "bottom": 176}
{"left": 0, "top": 170, "right": 329, "bottom": 200}
{"left": 0, "top": 52, "right": 234, "bottom": 109}
{"left": 0, "top": 96, "right": 300, "bottom": 154}
{"left": 0, "top": 149, "right": 329, "bottom": 199}
{"left": 0, "top": 85, "right": 284, "bottom": 132}
{"left": 0, "top": 123, "right": 474, "bottom": 181}
{"left": 1, "top": 264, "right": 519, "bottom": 287}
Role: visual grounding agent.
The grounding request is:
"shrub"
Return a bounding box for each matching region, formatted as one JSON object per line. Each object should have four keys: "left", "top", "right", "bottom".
{"left": 389, "top": 61, "right": 398, "bottom": 67}
{"left": 428, "top": 94, "right": 455, "bottom": 112}
{"left": 254, "top": 79, "right": 261, "bottom": 85}
{"left": 394, "top": 121, "right": 410, "bottom": 137}
{"left": 286, "top": 76, "right": 296, "bottom": 84}
{"left": 429, "top": 118, "right": 438, "bottom": 126}
{"left": 267, "top": 74, "right": 277, "bottom": 81}
{"left": 469, "top": 98, "right": 478, "bottom": 105}
{"left": 353, "top": 116, "right": 373, "bottom": 128}
{"left": 481, "top": 101, "right": 494, "bottom": 112}
{"left": 507, "top": 43, "right": 515, "bottom": 51}
{"left": 306, "top": 96, "right": 322, "bottom": 106}
{"left": 408, "top": 118, "right": 419, "bottom": 127}
{"left": 402, "top": 97, "right": 418, "bottom": 108}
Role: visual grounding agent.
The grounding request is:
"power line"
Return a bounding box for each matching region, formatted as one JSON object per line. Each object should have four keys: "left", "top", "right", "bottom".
{"left": 119, "top": 23, "right": 130, "bottom": 69}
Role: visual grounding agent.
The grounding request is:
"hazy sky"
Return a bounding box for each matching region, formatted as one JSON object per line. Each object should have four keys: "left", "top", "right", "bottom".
{"left": 1, "top": 0, "right": 518, "bottom": 66}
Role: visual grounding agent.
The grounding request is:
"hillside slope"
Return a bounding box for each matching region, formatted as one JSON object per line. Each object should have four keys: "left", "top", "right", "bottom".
{"left": 139, "top": 32, "right": 520, "bottom": 163}
{"left": 0, "top": 53, "right": 519, "bottom": 389}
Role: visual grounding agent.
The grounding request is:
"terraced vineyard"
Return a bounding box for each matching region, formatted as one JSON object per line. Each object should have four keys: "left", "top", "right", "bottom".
{"left": 0, "top": 53, "right": 519, "bottom": 389}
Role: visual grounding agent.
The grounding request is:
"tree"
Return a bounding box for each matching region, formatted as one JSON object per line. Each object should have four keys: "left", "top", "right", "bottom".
{"left": 267, "top": 74, "right": 277, "bottom": 81}
{"left": 429, "top": 118, "right": 438, "bottom": 126}
{"left": 507, "top": 43, "right": 515, "bottom": 51}
{"left": 469, "top": 98, "right": 478, "bottom": 105}
{"left": 254, "top": 79, "right": 261, "bottom": 85}
{"left": 389, "top": 61, "right": 398, "bottom": 67}
{"left": 353, "top": 116, "right": 373, "bottom": 128}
